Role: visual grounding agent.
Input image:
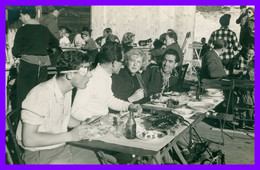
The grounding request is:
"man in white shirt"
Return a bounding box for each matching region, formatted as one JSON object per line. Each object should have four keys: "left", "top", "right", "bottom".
{"left": 72, "top": 42, "right": 142, "bottom": 121}
{"left": 16, "top": 51, "right": 109, "bottom": 164}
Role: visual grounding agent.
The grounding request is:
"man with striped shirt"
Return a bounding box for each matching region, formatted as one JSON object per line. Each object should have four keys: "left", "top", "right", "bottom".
{"left": 208, "top": 14, "right": 241, "bottom": 68}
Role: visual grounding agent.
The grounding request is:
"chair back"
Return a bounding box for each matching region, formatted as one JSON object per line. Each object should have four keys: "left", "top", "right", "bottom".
{"left": 177, "top": 63, "right": 189, "bottom": 89}
{"left": 201, "top": 79, "right": 234, "bottom": 116}
{"left": 201, "top": 79, "right": 233, "bottom": 91}
{"left": 6, "top": 108, "right": 25, "bottom": 164}
{"left": 233, "top": 79, "right": 254, "bottom": 90}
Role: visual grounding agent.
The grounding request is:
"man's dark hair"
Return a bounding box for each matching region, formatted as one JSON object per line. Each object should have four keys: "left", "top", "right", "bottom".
{"left": 82, "top": 26, "right": 92, "bottom": 36}
{"left": 56, "top": 50, "right": 91, "bottom": 76}
{"left": 213, "top": 39, "right": 227, "bottom": 50}
{"left": 59, "top": 26, "right": 72, "bottom": 34}
{"left": 162, "top": 49, "right": 180, "bottom": 62}
{"left": 20, "top": 6, "right": 36, "bottom": 19}
{"left": 103, "top": 28, "right": 112, "bottom": 35}
{"left": 92, "top": 42, "right": 122, "bottom": 69}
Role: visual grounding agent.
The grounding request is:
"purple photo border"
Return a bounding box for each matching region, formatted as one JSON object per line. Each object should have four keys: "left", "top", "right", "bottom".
{"left": 0, "top": 0, "right": 258, "bottom": 169}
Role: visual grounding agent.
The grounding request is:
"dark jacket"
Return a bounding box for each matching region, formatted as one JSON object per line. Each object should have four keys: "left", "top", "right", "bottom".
{"left": 40, "top": 14, "right": 60, "bottom": 39}
{"left": 141, "top": 64, "right": 179, "bottom": 95}
{"left": 112, "top": 68, "right": 147, "bottom": 103}
{"left": 12, "top": 24, "right": 60, "bottom": 57}
{"left": 201, "top": 50, "right": 226, "bottom": 79}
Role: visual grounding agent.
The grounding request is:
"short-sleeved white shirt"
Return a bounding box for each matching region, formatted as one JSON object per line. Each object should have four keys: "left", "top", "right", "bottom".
{"left": 16, "top": 76, "right": 72, "bottom": 151}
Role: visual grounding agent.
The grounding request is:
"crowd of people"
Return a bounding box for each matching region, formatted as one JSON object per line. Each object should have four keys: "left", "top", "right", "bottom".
{"left": 6, "top": 6, "right": 255, "bottom": 164}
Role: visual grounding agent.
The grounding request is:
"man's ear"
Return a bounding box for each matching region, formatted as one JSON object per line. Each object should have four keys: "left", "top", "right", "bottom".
{"left": 66, "top": 72, "right": 73, "bottom": 80}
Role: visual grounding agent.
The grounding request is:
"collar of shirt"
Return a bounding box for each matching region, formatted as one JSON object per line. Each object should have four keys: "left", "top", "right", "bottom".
{"left": 213, "top": 49, "right": 221, "bottom": 57}
{"left": 51, "top": 75, "right": 65, "bottom": 104}
{"left": 96, "top": 63, "right": 112, "bottom": 77}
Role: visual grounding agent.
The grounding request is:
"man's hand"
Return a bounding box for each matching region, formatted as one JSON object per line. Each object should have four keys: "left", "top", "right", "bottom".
{"left": 128, "top": 89, "right": 144, "bottom": 103}
{"left": 128, "top": 103, "right": 143, "bottom": 114}
{"left": 68, "top": 124, "right": 90, "bottom": 141}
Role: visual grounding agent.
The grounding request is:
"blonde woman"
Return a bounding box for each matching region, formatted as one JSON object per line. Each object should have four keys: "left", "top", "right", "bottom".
{"left": 112, "top": 48, "right": 148, "bottom": 103}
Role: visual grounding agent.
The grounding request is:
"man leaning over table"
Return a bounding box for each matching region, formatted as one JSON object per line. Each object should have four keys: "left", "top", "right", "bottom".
{"left": 71, "top": 42, "right": 142, "bottom": 122}
{"left": 16, "top": 51, "right": 115, "bottom": 164}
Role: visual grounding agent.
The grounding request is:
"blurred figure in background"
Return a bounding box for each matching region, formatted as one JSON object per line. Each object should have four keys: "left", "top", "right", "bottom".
{"left": 40, "top": 6, "right": 62, "bottom": 66}
{"left": 80, "top": 29, "right": 98, "bottom": 62}
{"left": 236, "top": 6, "right": 247, "bottom": 45}
{"left": 122, "top": 32, "right": 135, "bottom": 54}
{"left": 165, "top": 29, "right": 184, "bottom": 66}
{"left": 73, "top": 26, "right": 91, "bottom": 48}
{"left": 59, "top": 26, "right": 72, "bottom": 48}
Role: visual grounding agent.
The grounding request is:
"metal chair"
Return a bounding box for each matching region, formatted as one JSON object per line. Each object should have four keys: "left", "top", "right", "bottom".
{"left": 200, "top": 79, "right": 234, "bottom": 145}
{"left": 6, "top": 108, "right": 25, "bottom": 164}
{"left": 233, "top": 79, "right": 254, "bottom": 130}
{"left": 177, "top": 63, "right": 189, "bottom": 91}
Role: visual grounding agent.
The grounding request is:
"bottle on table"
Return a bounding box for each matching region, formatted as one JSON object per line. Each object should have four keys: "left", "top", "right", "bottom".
{"left": 124, "top": 110, "right": 136, "bottom": 139}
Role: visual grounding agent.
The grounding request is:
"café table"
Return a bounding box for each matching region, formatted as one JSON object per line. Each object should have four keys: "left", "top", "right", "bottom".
{"left": 68, "top": 94, "right": 223, "bottom": 164}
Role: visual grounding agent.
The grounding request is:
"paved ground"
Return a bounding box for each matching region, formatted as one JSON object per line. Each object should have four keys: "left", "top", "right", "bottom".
{"left": 195, "top": 118, "right": 254, "bottom": 164}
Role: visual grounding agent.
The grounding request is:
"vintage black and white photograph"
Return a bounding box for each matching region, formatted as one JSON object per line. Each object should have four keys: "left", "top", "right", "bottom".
{"left": 5, "top": 5, "right": 254, "bottom": 164}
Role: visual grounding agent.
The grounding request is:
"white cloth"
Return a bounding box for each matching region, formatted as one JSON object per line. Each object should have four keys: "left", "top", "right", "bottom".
{"left": 72, "top": 34, "right": 85, "bottom": 47}
{"left": 71, "top": 64, "right": 130, "bottom": 121}
{"left": 16, "top": 76, "right": 72, "bottom": 151}
{"left": 59, "top": 36, "right": 71, "bottom": 47}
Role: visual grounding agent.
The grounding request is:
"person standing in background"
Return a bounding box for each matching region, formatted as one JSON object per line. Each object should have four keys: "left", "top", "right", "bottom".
{"left": 208, "top": 14, "right": 241, "bottom": 68}
{"left": 12, "top": 6, "right": 60, "bottom": 109}
{"left": 40, "top": 6, "right": 62, "bottom": 66}
{"left": 236, "top": 6, "right": 248, "bottom": 45}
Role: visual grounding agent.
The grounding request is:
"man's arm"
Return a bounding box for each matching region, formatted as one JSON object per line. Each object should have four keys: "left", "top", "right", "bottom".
{"left": 22, "top": 122, "right": 89, "bottom": 147}
{"left": 12, "top": 29, "right": 22, "bottom": 58}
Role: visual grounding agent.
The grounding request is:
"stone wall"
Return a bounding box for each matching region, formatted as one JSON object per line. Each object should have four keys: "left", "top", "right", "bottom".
{"left": 91, "top": 6, "right": 196, "bottom": 60}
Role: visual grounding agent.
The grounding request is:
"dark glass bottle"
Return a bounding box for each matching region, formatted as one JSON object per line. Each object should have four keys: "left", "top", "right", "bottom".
{"left": 124, "top": 111, "right": 136, "bottom": 139}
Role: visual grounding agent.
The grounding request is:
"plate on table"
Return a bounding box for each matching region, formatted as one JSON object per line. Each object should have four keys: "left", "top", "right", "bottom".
{"left": 136, "top": 130, "right": 167, "bottom": 141}
{"left": 205, "top": 89, "right": 223, "bottom": 97}
{"left": 187, "top": 101, "right": 215, "bottom": 112}
{"left": 172, "top": 108, "right": 195, "bottom": 119}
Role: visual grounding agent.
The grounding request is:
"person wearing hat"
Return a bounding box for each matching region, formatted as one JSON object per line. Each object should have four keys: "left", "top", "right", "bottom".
{"left": 208, "top": 14, "right": 241, "bottom": 68}
{"left": 122, "top": 32, "right": 135, "bottom": 54}
{"left": 80, "top": 29, "right": 98, "bottom": 62}
{"left": 201, "top": 39, "right": 227, "bottom": 79}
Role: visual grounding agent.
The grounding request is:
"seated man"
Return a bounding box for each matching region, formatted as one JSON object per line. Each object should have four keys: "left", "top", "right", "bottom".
{"left": 16, "top": 51, "right": 105, "bottom": 164}
{"left": 142, "top": 49, "right": 179, "bottom": 96}
{"left": 200, "top": 39, "right": 227, "bottom": 79}
{"left": 71, "top": 42, "right": 142, "bottom": 121}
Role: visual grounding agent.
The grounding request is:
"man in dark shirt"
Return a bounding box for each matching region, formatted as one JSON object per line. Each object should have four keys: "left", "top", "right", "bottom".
{"left": 201, "top": 39, "right": 227, "bottom": 79}
{"left": 12, "top": 6, "right": 60, "bottom": 108}
{"left": 142, "top": 49, "right": 180, "bottom": 96}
